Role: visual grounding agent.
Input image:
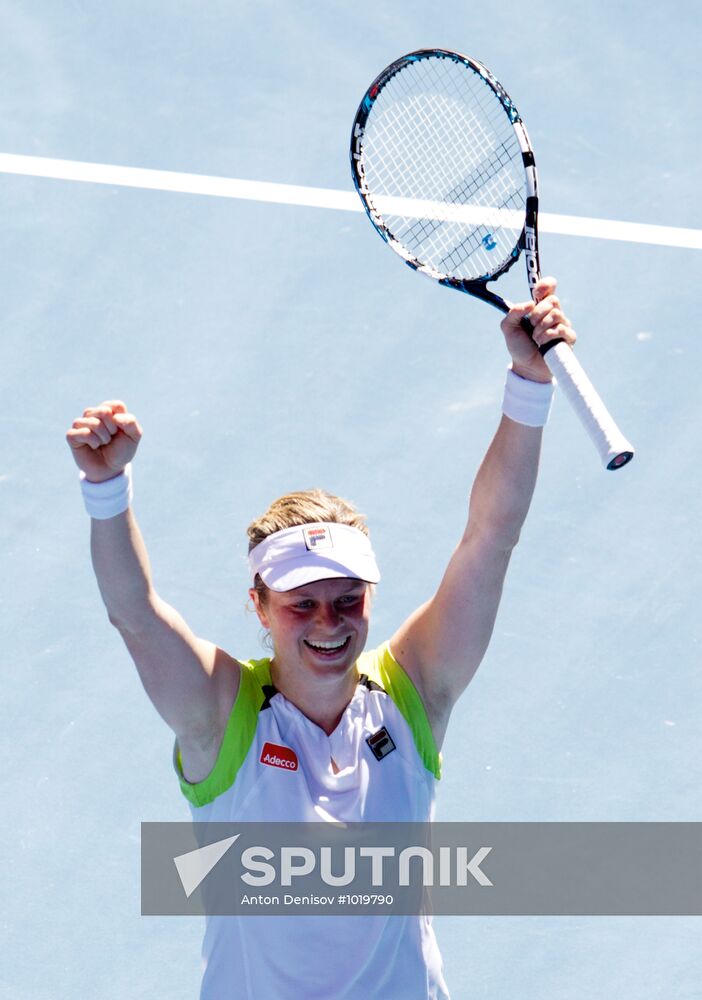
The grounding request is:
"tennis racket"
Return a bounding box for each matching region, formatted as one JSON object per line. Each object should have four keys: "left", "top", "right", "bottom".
{"left": 350, "top": 49, "right": 634, "bottom": 470}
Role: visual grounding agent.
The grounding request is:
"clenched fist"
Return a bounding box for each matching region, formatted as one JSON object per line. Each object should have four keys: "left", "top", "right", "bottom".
{"left": 66, "top": 400, "right": 142, "bottom": 483}
{"left": 500, "top": 276, "right": 577, "bottom": 384}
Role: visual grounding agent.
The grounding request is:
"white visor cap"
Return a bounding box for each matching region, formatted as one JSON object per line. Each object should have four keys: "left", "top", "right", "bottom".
{"left": 249, "top": 522, "right": 381, "bottom": 593}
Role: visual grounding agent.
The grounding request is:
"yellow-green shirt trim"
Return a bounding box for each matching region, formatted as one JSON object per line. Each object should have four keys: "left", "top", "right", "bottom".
{"left": 174, "top": 656, "right": 271, "bottom": 807}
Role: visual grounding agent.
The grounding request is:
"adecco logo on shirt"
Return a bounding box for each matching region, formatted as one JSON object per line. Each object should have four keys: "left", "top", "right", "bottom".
{"left": 260, "top": 742, "right": 299, "bottom": 772}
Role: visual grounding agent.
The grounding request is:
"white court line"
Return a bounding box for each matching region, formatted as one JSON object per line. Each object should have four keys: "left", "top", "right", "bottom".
{"left": 1, "top": 152, "right": 701, "bottom": 251}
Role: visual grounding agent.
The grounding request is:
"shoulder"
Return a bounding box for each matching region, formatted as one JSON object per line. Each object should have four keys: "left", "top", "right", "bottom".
{"left": 177, "top": 648, "right": 246, "bottom": 783}
{"left": 176, "top": 649, "right": 269, "bottom": 797}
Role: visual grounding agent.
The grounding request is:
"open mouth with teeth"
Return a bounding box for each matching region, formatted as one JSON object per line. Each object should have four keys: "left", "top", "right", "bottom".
{"left": 303, "top": 636, "right": 351, "bottom": 657}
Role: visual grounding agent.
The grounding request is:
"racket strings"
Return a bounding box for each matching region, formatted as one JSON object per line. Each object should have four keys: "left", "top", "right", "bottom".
{"left": 433, "top": 141, "right": 524, "bottom": 273}
{"left": 366, "top": 59, "right": 519, "bottom": 194}
{"left": 368, "top": 88, "right": 496, "bottom": 206}
{"left": 359, "top": 55, "right": 526, "bottom": 280}
{"left": 406, "top": 137, "right": 524, "bottom": 272}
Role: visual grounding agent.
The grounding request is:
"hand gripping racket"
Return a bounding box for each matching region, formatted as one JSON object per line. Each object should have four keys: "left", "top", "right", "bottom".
{"left": 350, "top": 49, "right": 634, "bottom": 470}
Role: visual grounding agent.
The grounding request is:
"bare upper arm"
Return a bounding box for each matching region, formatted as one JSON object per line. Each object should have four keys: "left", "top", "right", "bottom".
{"left": 114, "top": 593, "right": 240, "bottom": 766}
{"left": 391, "top": 525, "right": 513, "bottom": 741}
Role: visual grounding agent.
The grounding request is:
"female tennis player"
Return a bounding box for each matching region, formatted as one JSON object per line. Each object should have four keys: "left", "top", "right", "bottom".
{"left": 67, "top": 277, "right": 574, "bottom": 1000}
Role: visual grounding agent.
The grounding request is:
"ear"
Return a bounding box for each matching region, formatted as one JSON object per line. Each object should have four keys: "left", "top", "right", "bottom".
{"left": 249, "top": 588, "right": 271, "bottom": 629}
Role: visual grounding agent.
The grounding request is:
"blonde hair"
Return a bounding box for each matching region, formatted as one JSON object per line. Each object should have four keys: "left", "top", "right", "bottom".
{"left": 247, "top": 489, "right": 369, "bottom": 604}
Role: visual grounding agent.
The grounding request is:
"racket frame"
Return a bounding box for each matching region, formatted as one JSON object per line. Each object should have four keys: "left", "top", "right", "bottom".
{"left": 351, "top": 49, "right": 634, "bottom": 471}
{"left": 351, "top": 50, "right": 537, "bottom": 302}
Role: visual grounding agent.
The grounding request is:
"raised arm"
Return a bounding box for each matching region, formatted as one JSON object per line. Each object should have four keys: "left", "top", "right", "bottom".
{"left": 390, "top": 278, "right": 576, "bottom": 746}
{"left": 66, "top": 401, "right": 239, "bottom": 781}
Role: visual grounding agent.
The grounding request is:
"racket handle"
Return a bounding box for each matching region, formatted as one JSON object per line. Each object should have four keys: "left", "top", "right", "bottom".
{"left": 541, "top": 340, "right": 634, "bottom": 470}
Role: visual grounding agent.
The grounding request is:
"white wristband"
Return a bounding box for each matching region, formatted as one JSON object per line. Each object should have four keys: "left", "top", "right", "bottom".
{"left": 502, "top": 368, "right": 555, "bottom": 427}
{"left": 79, "top": 464, "right": 133, "bottom": 519}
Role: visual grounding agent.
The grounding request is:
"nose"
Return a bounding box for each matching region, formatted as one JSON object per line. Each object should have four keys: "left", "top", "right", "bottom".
{"left": 314, "top": 601, "right": 342, "bottom": 630}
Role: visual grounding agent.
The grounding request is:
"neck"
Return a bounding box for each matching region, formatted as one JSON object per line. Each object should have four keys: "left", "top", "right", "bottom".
{"left": 269, "top": 658, "right": 359, "bottom": 735}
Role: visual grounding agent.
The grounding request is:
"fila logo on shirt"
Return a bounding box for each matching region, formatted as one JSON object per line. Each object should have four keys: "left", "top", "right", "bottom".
{"left": 366, "top": 727, "right": 396, "bottom": 762}
{"left": 260, "top": 742, "right": 299, "bottom": 771}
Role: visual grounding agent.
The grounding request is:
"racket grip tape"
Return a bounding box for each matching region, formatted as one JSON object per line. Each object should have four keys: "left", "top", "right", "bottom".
{"left": 542, "top": 342, "right": 634, "bottom": 470}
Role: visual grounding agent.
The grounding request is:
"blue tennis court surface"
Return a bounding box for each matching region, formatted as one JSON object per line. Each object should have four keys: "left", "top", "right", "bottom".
{"left": 1, "top": 2, "right": 700, "bottom": 997}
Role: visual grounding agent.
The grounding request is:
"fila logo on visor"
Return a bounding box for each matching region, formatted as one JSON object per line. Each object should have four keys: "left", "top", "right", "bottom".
{"left": 303, "top": 526, "right": 333, "bottom": 550}
{"left": 366, "top": 727, "right": 396, "bottom": 761}
{"left": 260, "top": 742, "right": 299, "bottom": 771}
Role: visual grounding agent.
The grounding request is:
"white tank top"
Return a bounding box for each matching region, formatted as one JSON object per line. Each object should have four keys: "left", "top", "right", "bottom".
{"left": 174, "top": 642, "right": 450, "bottom": 1000}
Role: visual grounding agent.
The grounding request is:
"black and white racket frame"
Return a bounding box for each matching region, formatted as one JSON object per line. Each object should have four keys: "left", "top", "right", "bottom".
{"left": 351, "top": 49, "right": 634, "bottom": 471}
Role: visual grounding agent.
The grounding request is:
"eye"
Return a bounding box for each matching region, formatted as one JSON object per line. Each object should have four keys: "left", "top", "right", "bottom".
{"left": 337, "top": 594, "right": 362, "bottom": 607}
{"left": 293, "top": 599, "right": 315, "bottom": 610}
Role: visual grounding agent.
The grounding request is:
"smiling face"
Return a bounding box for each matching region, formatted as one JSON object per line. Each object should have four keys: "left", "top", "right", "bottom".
{"left": 249, "top": 577, "right": 371, "bottom": 681}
